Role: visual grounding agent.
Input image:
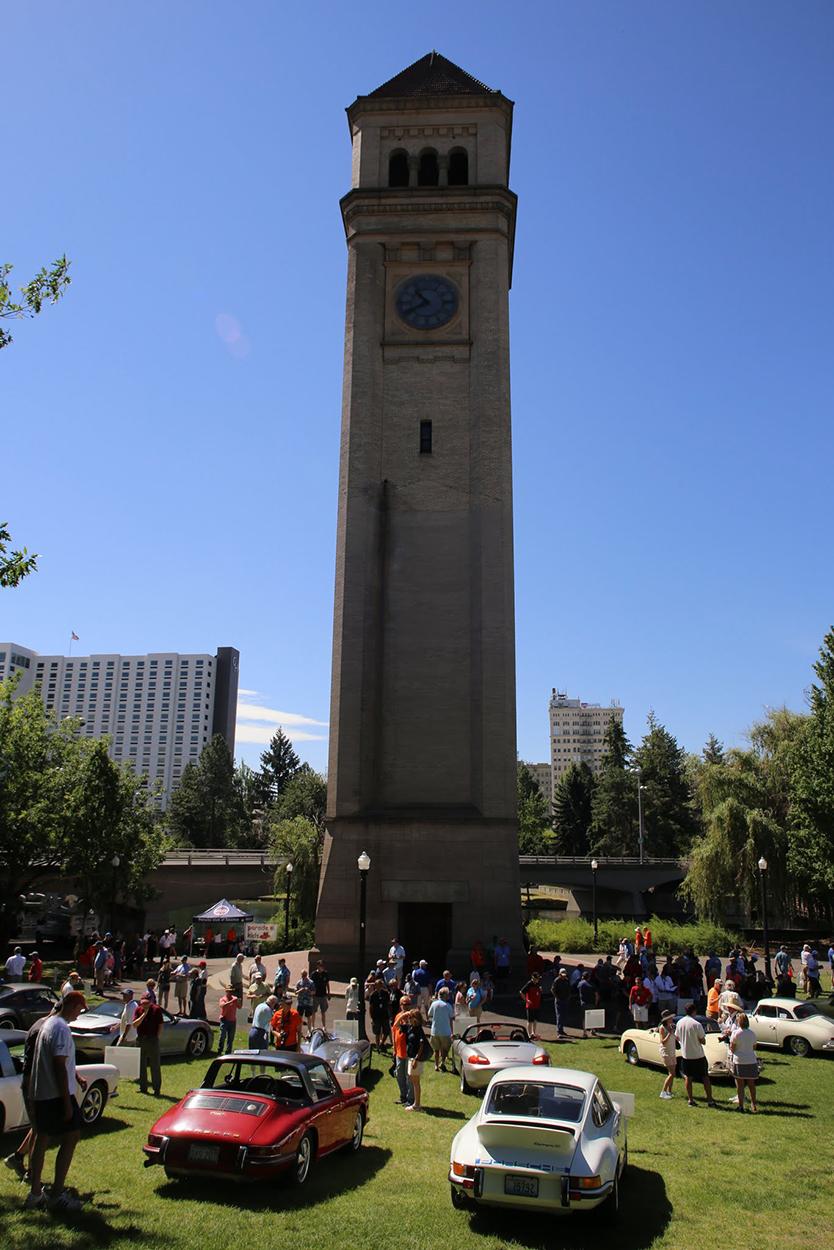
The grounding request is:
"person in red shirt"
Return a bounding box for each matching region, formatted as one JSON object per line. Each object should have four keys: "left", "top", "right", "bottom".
{"left": 391, "top": 994, "right": 413, "bottom": 1106}
{"left": 470, "top": 941, "right": 486, "bottom": 974}
{"left": 133, "top": 994, "right": 164, "bottom": 1096}
{"left": 217, "top": 986, "right": 238, "bottom": 1054}
{"left": 526, "top": 946, "right": 545, "bottom": 977}
{"left": 519, "top": 973, "right": 543, "bottom": 1039}
{"left": 270, "top": 998, "right": 302, "bottom": 1051}
{"left": 634, "top": 927, "right": 644, "bottom": 953}
{"left": 629, "top": 979, "right": 652, "bottom": 1030}
{"left": 28, "top": 952, "right": 43, "bottom": 983}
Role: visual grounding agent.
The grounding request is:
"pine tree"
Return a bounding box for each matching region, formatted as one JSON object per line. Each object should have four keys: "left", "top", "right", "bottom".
{"left": 167, "top": 735, "right": 244, "bottom": 847}
{"left": 789, "top": 627, "right": 834, "bottom": 914}
{"left": 703, "top": 733, "right": 725, "bottom": 765}
{"left": 517, "top": 762, "right": 552, "bottom": 855}
{"left": 589, "top": 718, "right": 636, "bottom": 855}
{"left": 552, "top": 762, "right": 595, "bottom": 855}
{"left": 257, "top": 729, "right": 301, "bottom": 806}
{"left": 634, "top": 712, "right": 699, "bottom": 857}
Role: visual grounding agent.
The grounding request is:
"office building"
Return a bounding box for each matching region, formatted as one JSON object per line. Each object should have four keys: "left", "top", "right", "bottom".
{"left": 0, "top": 642, "right": 239, "bottom": 807}
{"left": 550, "top": 689, "right": 623, "bottom": 781}
{"left": 525, "top": 761, "right": 553, "bottom": 811}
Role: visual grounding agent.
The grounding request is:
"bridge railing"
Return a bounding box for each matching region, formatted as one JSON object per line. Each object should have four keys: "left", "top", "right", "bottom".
{"left": 162, "top": 848, "right": 275, "bottom": 867}
{"left": 518, "top": 855, "right": 685, "bottom": 867}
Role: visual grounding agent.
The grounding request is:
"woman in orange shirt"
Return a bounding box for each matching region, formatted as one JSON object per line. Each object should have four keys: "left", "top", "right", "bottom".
{"left": 706, "top": 979, "right": 722, "bottom": 1020}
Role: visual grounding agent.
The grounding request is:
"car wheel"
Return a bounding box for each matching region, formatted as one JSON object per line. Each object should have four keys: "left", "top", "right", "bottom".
{"left": 460, "top": 1068, "right": 471, "bottom": 1095}
{"left": 0, "top": 1018, "right": 16, "bottom": 1030}
{"left": 186, "top": 1028, "right": 209, "bottom": 1058}
{"left": 289, "top": 1132, "right": 314, "bottom": 1187}
{"left": 786, "top": 1035, "right": 812, "bottom": 1058}
{"left": 596, "top": 1173, "right": 619, "bottom": 1222}
{"left": 451, "top": 1184, "right": 470, "bottom": 1210}
{"left": 624, "top": 1041, "right": 640, "bottom": 1066}
{"left": 343, "top": 1110, "right": 364, "bottom": 1153}
{"left": 80, "top": 1081, "right": 107, "bottom": 1127}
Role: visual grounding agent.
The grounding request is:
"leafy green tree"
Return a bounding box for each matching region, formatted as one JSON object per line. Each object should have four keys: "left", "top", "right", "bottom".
{"left": 552, "top": 762, "right": 596, "bottom": 855}
{"left": 1, "top": 256, "right": 71, "bottom": 349}
{"left": 61, "top": 739, "right": 168, "bottom": 925}
{"left": 0, "top": 523, "right": 38, "bottom": 588}
{"left": 274, "top": 765, "right": 327, "bottom": 829}
{"left": 0, "top": 678, "right": 78, "bottom": 942}
{"left": 167, "top": 734, "right": 244, "bottom": 846}
{"left": 789, "top": 628, "right": 834, "bottom": 917}
{"left": 633, "top": 712, "right": 700, "bottom": 857}
{"left": 268, "top": 815, "right": 321, "bottom": 928}
{"left": 517, "top": 762, "right": 553, "bottom": 855}
{"left": 589, "top": 718, "right": 636, "bottom": 855}
{"left": 257, "top": 729, "right": 301, "bottom": 806}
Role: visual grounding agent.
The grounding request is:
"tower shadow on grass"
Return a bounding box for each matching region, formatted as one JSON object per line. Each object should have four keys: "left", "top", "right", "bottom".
{"left": 465, "top": 1165, "right": 670, "bottom": 1250}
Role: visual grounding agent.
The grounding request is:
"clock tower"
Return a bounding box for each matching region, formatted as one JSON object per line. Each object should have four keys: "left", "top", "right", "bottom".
{"left": 315, "top": 53, "right": 521, "bottom": 972}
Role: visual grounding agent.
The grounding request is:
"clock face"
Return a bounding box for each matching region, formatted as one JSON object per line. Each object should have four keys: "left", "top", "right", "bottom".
{"left": 395, "top": 274, "right": 459, "bottom": 331}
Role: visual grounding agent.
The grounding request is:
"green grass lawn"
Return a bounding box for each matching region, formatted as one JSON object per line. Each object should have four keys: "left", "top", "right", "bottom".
{"left": 2, "top": 1030, "right": 832, "bottom": 1250}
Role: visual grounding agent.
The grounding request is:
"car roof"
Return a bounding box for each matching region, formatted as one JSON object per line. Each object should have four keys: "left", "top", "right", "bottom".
{"left": 490, "top": 1065, "right": 597, "bottom": 1091}
{"left": 0, "top": 983, "right": 52, "bottom": 993}
{"left": 757, "top": 998, "right": 801, "bottom": 1008}
{"left": 225, "top": 1049, "right": 330, "bottom": 1070}
{"left": 0, "top": 1029, "right": 28, "bottom": 1046}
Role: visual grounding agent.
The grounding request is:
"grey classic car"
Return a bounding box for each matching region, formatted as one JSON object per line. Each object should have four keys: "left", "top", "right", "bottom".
{"left": 301, "top": 1025, "right": 372, "bottom": 1080}
{"left": 70, "top": 1000, "right": 212, "bottom": 1059}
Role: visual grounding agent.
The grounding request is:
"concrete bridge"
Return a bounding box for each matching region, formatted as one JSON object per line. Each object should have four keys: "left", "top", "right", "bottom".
{"left": 519, "top": 855, "right": 688, "bottom": 921}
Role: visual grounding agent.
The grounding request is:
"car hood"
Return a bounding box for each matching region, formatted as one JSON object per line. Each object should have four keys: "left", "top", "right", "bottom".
{"left": 475, "top": 1118, "right": 578, "bottom": 1166}
{"left": 71, "top": 1015, "right": 121, "bottom": 1033}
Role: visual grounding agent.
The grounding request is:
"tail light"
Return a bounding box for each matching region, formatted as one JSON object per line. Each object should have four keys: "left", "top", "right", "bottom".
{"left": 571, "top": 1175, "right": 602, "bottom": 1190}
{"left": 467, "top": 1055, "right": 490, "bottom": 1065}
{"left": 532, "top": 1053, "right": 550, "bottom": 1065}
{"left": 452, "top": 1161, "right": 476, "bottom": 1178}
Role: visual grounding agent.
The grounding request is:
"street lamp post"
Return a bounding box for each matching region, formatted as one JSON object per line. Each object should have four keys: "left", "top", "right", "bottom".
{"left": 636, "top": 769, "right": 647, "bottom": 864}
{"left": 357, "top": 851, "right": 371, "bottom": 1041}
{"left": 110, "top": 853, "right": 120, "bottom": 934}
{"left": 284, "top": 861, "right": 293, "bottom": 949}
{"left": 591, "top": 858, "right": 599, "bottom": 946}
{"left": 758, "top": 856, "right": 771, "bottom": 982}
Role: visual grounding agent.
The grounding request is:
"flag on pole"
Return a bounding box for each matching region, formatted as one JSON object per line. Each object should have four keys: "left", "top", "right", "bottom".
{"left": 71, "top": 631, "right": 79, "bottom": 641}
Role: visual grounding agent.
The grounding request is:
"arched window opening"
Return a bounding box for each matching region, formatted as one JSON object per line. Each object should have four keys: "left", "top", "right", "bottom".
{"left": 418, "top": 149, "right": 439, "bottom": 187}
{"left": 448, "top": 148, "right": 469, "bottom": 186}
{"left": 388, "top": 149, "right": 409, "bottom": 188}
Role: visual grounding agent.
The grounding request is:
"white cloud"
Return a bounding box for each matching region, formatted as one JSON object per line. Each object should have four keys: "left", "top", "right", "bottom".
{"left": 235, "top": 723, "right": 326, "bottom": 745}
{"left": 235, "top": 700, "right": 327, "bottom": 728}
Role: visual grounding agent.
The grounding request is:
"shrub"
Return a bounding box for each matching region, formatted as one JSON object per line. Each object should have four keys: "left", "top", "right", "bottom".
{"left": 527, "top": 915, "right": 741, "bottom": 956}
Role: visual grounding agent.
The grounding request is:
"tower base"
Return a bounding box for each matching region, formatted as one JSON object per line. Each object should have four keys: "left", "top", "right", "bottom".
{"left": 315, "top": 817, "right": 522, "bottom": 981}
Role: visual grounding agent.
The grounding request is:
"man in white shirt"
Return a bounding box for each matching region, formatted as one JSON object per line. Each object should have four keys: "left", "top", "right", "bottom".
{"left": 388, "top": 940, "right": 405, "bottom": 983}
{"left": 117, "top": 987, "right": 138, "bottom": 1044}
{"left": 674, "top": 1003, "right": 716, "bottom": 1108}
{"left": 4, "top": 947, "right": 26, "bottom": 979}
{"left": 26, "top": 991, "right": 88, "bottom": 1212}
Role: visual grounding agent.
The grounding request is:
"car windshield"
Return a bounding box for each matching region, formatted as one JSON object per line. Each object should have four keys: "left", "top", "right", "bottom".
{"left": 462, "top": 1023, "right": 530, "bottom": 1044}
{"left": 486, "top": 1081, "right": 585, "bottom": 1122}
{"left": 674, "top": 1014, "right": 720, "bottom": 1035}
{"left": 83, "top": 1001, "right": 123, "bottom": 1019}
{"left": 793, "top": 1003, "right": 822, "bottom": 1020}
{"left": 201, "top": 1059, "right": 310, "bottom": 1104}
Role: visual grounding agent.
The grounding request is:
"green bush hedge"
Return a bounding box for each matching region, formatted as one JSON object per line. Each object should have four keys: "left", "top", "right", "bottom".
{"left": 527, "top": 915, "right": 741, "bottom": 957}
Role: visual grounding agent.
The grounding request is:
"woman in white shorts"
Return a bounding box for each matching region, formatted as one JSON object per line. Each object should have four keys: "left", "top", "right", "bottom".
{"left": 730, "top": 1013, "right": 759, "bottom": 1113}
{"left": 658, "top": 1009, "right": 677, "bottom": 1099}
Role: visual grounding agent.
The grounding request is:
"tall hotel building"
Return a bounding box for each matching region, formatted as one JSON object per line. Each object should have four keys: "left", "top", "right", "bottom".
{"left": 550, "top": 689, "right": 623, "bottom": 783}
{"left": 0, "top": 643, "right": 239, "bottom": 807}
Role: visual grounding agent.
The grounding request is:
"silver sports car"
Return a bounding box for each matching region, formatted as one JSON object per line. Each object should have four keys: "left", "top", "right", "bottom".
{"left": 301, "top": 1025, "right": 372, "bottom": 1080}
{"left": 70, "top": 1000, "right": 213, "bottom": 1059}
{"left": 451, "top": 1022, "right": 551, "bottom": 1094}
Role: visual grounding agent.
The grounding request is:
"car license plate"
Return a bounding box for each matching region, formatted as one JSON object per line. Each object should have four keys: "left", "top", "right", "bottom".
{"left": 504, "top": 1174, "right": 538, "bottom": 1198}
{"left": 187, "top": 1143, "right": 220, "bottom": 1164}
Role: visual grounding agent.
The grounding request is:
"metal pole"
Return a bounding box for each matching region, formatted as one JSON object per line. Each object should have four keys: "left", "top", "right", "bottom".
{"left": 284, "top": 873, "right": 291, "bottom": 949}
{"left": 637, "top": 770, "right": 645, "bottom": 865}
{"left": 358, "top": 868, "right": 368, "bottom": 1041}
{"left": 760, "top": 867, "right": 771, "bottom": 982}
{"left": 592, "top": 865, "right": 598, "bottom": 946}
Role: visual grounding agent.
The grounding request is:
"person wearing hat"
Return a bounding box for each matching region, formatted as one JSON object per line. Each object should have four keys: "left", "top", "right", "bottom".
{"left": 249, "top": 994, "right": 277, "bottom": 1049}
{"left": 60, "top": 970, "right": 84, "bottom": 998}
{"left": 553, "top": 968, "right": 571, "bottom": 1038}
{"left": 658, "top": 1009, "right": 677, "bottom": 1099}
{"left": 718, "top": 982, "right": 744, "bottom": 1020}
{"left": 271, "top": 994, "right": 302, "bottom": 1051}
{"left": 799, "top": 943, "right": 811, "bottom": 995}
{"left": 116, "top": 987, "right": 138, "bottom": 1046}
{"left": 27, "top": 951, "right": 43, "bottom": 984}
{"left": 345, "top": 977, "right": 362, "bottom": 1021}
{"left": 134, "top": 992, "right": 165, "bottom": 1097}
{"left": 245, "top": 969, "right": 270, "bottom": 1025}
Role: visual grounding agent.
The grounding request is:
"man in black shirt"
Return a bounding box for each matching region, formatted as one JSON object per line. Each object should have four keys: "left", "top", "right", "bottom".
{"left": 310, "top": 962, "right": 331, "bottom": 1030}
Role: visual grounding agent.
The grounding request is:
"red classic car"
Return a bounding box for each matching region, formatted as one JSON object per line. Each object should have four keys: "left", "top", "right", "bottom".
{"left": 143, "top": 1051, "right": 368, "bottom": 1187}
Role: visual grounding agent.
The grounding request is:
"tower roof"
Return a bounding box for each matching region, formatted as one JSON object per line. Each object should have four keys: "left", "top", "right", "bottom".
{"left": 368, "top": 51, "right": 498, "bottom": 99}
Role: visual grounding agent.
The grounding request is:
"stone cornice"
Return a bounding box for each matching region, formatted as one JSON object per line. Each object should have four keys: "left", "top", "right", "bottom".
{"left": 346, "top": 92, "right": 513, "bottom": 133}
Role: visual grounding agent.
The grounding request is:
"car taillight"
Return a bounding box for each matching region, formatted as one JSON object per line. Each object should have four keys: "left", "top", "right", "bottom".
{"left": 249, "top": 1145, "right": 285, "bottom": 1160}
{"left": 572, "top": 1175, "right": 602, "bottom": 1190}
{"left": 147, "top": 1134, "right": 165, "bottom": 1147}
{"left": 532, "top": 1053, "right": 550, "bottom": 1065}
{"left": 452, "top": 1161, "right": 476, "bottom": 1178}
{"left": 467, "top": 1055, "right": 490, "bottom": 1065}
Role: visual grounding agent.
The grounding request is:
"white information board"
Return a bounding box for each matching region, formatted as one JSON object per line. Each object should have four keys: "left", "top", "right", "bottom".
{"left": 245, "top": 922, "right": 278, "bottom": 943}
{"left": 105, "top": 1045, "right": 140, "bottom": 1080}
{"left": 584, "top": 1009, "right": 606, "bottom": 1031}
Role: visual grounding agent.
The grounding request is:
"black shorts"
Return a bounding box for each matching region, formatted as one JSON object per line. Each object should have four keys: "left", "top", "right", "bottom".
{"left": 526, "top": 1009, "right": 539, "bottom": 1025}
{"left": 33, "top": 1096, "right": 82, "bottom": 1136}
{"left": 680, "top": 1056, "right": 709, "bottom": 1082}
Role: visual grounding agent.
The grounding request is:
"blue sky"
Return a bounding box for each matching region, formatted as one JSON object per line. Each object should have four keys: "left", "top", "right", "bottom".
{"left": 4, "top": 2, "right": 833, "bottom": 774}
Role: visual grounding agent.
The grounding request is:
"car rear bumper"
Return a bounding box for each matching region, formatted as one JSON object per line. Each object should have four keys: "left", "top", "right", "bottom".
{"left": 449, "top": 1168, "right": 612, "bottom": 1211}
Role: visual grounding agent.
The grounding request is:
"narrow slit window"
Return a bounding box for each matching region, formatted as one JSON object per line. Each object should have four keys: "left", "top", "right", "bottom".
{"left": 419, "top": 420, "right": 433, "bottom": 454}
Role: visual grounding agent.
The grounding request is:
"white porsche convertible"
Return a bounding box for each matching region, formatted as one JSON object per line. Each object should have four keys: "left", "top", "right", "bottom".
{"left": 449, "top": 1065, "right": 629, "bottom": 1218}
{"left": 0, "top": 1029, "right": 120, "bottom": 1132}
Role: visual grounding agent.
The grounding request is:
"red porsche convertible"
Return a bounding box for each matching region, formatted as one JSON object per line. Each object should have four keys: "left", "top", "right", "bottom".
{"left": 143, "top": 1051, "right": 368, "bottom": 1187}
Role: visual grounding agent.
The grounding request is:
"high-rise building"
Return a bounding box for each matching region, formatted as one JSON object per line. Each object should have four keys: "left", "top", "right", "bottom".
{"left": 0, "top": 642, "right": 239, "bottom": 807}
{"left": 550, "top": 689, "right": 623, "bottom": 782}
{"left": 524, "top": 761, "right": 553, "bottom": 810}
{"left": 315, "top": 53, "right": 521, "bottom": 971}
